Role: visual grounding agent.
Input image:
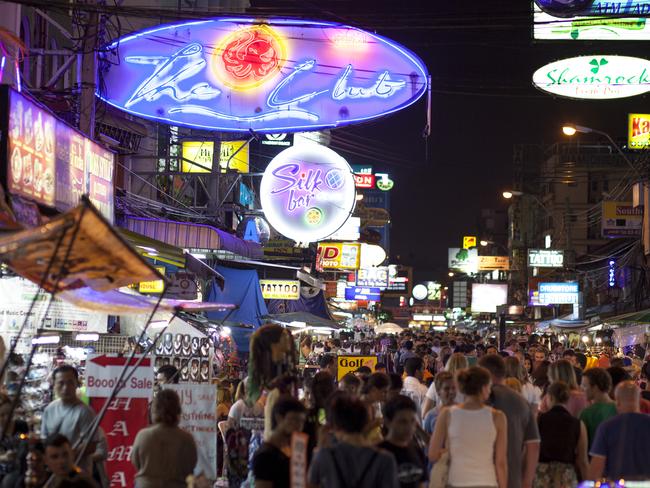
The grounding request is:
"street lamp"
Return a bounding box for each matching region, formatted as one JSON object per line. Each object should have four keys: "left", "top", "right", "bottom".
{"left": 562, "top": 123, "right": 638, "bottom": 175}
{"left": 448, "top": 272, "right": 454, "bottom": 277}
{"left": 502, "top": 190, "right": 523, "bottom": 199}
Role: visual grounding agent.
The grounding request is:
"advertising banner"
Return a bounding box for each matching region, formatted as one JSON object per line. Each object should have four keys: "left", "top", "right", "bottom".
{"left": 86, "top": 355, "right": 154, "bottom": 399}
{"left": 629, "top": 114, "right": 650, "bottom": 149}
{"left": 219, "top": 140, "right": 249, "bottom": 173}
{"left": 317, "top": 242, "right": 361, "bottom": 270}
{"left": 478, "top": 256, "right": 510, "bottom": 271}
{"left": 538, "top": 282, "right": 580, "bottom": 304}
{"left": 470, "top": 283, "right": 508, "bottom": 313}
{"left": 0, "top": 277, "right": 108, "bottom": 335}
{"left": 181, "top": 141, "right": 214, "bottom": 173}
{"left": 344, "top": 286, "right": 381, "bottom": 301}
{"left": 337, "top": 355, "right": 378, "bottom": 381}
{"left": 89, "top": 396, "right": 149, "bottom": 488}
{"left": 259, "top": 280, "right": 300, "bottom": 300}
{"left": 166, "top": 384, "right": 218, "bottom": 480}
{"left": 356, "top": 266, "right": 389, "bottom": 289}
{"left": 528, "top": 249, "right": 564, "bottom": 268}
{"left": 602, "top": 201, "right": 643, "bottom": 237}
{"left": 448, "top": 248, "right": 479, "bottom": 274}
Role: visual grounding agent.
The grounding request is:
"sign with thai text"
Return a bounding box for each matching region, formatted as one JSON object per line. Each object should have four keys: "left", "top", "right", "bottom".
{"left": 528, "top": 249, "right": 564, "bottom": 268}
{"left": 99, "top": 18, "right": 429, "bottom": 133}
{"left": 316, "top": 242, "right": 361, "bottom": 270}
{"left": 629, "top": 114, "right": 650, "bottom": 149}
{"left": 260, "top": 279, "right": 300, "bottom": 300}
{"left": 533, "top": 55, "right": 650, "bottom": 99}
{"left": 538, "top": 282, "right": 580, "bottom": 304}
{"left": 602, "top": 201, "right": 643, "bottom": 237}
{"left": 337, "top": 355, "right": 378, "bottom": 381}
{"left": 262, "top": 145, "right": 356, "bottom": 243}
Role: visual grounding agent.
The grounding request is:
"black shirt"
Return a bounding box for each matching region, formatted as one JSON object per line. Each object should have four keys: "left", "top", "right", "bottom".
{"left": 378, "top": 440, "right": 427, "bottom": 488}
{"left": 252, "top": 442, "right": 290, "bottom": 487}
{"left": 538, "top": 405, "right": 581, "bottom": 464}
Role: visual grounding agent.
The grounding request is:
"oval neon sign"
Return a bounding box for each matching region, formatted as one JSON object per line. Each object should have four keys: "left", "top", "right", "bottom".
{"left": 98, "top": 18, "right": 429, "bottom": 133}
{"left": 533, "top": 55, "right": 650, "bottom": 100}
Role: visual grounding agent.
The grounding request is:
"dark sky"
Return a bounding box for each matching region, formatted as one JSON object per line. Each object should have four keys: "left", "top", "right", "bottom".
{"left": 263, "top": 0, "right": 649, "bottom": 281}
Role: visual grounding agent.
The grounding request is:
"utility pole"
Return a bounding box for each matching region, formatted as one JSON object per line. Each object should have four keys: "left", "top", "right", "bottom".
{"left": 78, "top": 8, "right": 98, "bottom": 139}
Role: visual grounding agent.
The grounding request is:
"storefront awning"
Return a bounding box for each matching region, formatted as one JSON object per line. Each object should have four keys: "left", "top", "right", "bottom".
{"left": 265, "top": 312, "right": 342, "bottom": 330}
{"left": 124, "top": 216, "right": 263, "bottom": 260}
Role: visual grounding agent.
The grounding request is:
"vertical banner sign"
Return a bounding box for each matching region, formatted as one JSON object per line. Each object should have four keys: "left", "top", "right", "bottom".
{"left": 629, "top": 114, "right": 650, "bottom": 149}
{"left": 290, "top": 432, "right": 308, "bottom": 488}
{"left": 166, "top": 384, "right": 217, "bottom": 479}
{"left": 86, "top": 355, "right": 153, "bottom": 488}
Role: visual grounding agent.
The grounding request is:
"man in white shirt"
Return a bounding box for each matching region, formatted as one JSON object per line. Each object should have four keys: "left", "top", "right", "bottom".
{"left": 400, "top": 357, "right": 428, "bottom": 419}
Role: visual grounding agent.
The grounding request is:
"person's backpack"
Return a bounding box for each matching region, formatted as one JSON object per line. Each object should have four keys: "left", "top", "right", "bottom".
{"left": 225, "top": 427, "right": 250, "bottom": 485}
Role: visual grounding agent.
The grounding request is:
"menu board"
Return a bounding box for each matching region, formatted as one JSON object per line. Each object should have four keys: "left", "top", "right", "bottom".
{"left": 8, "top": 91, "right": 56, "bottom": 206}
{"left": 7, "top": 88, "right": 114, "bottom": 222}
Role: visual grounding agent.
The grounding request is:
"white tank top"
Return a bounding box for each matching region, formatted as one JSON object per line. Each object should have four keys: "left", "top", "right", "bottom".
{"left": 447, "top": 405, "right": 498, "bottom": 487}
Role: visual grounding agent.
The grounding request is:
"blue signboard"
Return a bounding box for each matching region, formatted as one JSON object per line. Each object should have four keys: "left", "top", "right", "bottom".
{"left": 345, "top": 286, "right": 381, "bottom": 301}
{"left": 538, "top": 282, "right": 579, "bottom": 305}
{"left": 363, "top": 190, "right": 390, "bottom": 210}
{"left": 99, "top": 18, "right": 428, "bottom": 133}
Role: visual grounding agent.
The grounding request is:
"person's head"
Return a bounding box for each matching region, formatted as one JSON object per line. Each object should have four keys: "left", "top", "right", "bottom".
{"left": 562, "top": 349, "right": 578, "bottom": 368}
{"left": 548, "top": 359, "right": 578, "bottom": 389}
{"left": 478, "top": 354, "right": 506, "bottom": 382}
{"left": 156, "top": 364, "right": 179, "bottom": 385}
{"left": 504, "top": 356, "right": 522, "bottom": 379}
{"left": 355, "top": 366, "right": 372, "bottom": 378}
{"left": 319, "top": 354, "right": 337, "bottom": 377}
{"left": 375, "top": 362, "right": 387, "bottom": 373}
{"left": 615, "top": 380, "right": 641, "bottom": 413}
{"left": 581, "top": 368, "right": 612, "bottom": 402}
{"left": 547, "top": 381, "right": 571, "bottom": 406}
{"left": 607, "top": 366, "right": 631, "bottom": 394}
{"left": 362, "top": 372, "right": 390, "bottom": 403}
{"left": 434, "top": 371, "right": 457, "bottom": 406}
{"left": 533, "top": 347, "right": 547, "bottom": 364}
{"left": 339, "top": 373, "right": 362, "bottom": 397}
{"left": 382, "top": 395, "right": 418, "bottom": 443}
{"left": 387, "top": 373, "right": 403, "bottom": 400}
{"left": 445, "top": 353, "right": 469, "bottom": 375}
{"left": 52, "top": 365, "right": 80, "bottom": 404}
{"left": 486, "top": 345, "right": 498, "bottom": 356}
{"left": 234, "top": 380, "right": 247, "bottom": 402}
{"left": 271, "top": 395, "right": 307, "bottom": 434}
{"left": 523, "top": 353, "right": 533, "bottom": 374}
{"left": 329, "top": 394, "right": 368, "bottom": 435}
{"left": 404, "top": 340, "right": 414, "bottom": 351}
{"left": 310, "top": 371, "right": 335, "bottom": 409}
{"left": 44, "top": 434, "right": 74, "bottom": 477}
{"left": 151, "top": 389, "right": 182, "bottom": 426}
{"left": 456, "top": 366, "right": 492, "bottom": 401}
{"left": 404, "top": 357, "right": 424, "bottom": 380}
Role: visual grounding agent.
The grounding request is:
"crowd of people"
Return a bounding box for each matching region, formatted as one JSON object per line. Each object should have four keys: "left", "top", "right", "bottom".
{"left": 0, "top": 330, "right": 648, "bottom": 487}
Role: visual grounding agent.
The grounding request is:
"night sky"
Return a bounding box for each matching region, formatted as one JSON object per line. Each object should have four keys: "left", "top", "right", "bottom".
{"left": 253, "top": 0, "right": 650, "bottom": 281}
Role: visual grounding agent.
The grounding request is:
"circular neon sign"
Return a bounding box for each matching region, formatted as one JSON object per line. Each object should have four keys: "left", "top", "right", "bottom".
{"left": 260, "top": 144, "right": 356, "bottom": 243}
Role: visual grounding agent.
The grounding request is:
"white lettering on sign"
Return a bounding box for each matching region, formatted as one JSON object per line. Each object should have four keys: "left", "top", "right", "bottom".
{"left": 528, "top": 249, "right": 564, "bottom": 268}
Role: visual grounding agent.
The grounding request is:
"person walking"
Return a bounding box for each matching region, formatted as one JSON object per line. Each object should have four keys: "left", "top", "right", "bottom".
{"left": 540, "top": 359, "right": 588, "bottom": 417}
{"left": 401, "top": 358, "right": 428, "bottom": 419}
{"left": 428, "top": 366, "right": 507, "bottom": 488}
{"left": 504, "top": 356, "right": 541, "bottom": 417}
{"left": 422, "top": 353, "right": 467, "bottom": 417}
{"left": 535, "top": 382, "right": 589, "bottom": 488}
{"left": 579, "top": 368, "right": 617, "bottom": 448}
{"left": 131, "top": 389, "right": 197, "bottom": 488}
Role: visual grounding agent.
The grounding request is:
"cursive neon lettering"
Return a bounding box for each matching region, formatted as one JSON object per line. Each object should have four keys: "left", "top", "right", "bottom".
{"left": 270, "top": 163, "right": 324, "bottom": 212}
{"left": 331, "top": 65, "right": 405, "bottom": 100}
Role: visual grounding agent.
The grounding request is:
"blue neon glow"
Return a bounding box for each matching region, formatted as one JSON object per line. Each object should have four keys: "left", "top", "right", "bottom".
{"left": 608, "top": 260, "right": 616, "bottom": 287}
{"left": 535, "top": 0, "right": 650, "bottom": 16}
{"left": 98, "top": 18, "right": 429, "bottom": 133}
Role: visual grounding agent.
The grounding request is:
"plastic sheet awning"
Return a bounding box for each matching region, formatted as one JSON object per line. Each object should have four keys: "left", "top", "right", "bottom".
{"left": 0, "top": 198, "right": 162, "bottom": 293}
{"left": 265, "top": 311, "right": 342, "bottom": 330}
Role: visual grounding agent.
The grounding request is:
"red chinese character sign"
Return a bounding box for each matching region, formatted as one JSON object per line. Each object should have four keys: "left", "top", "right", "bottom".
{"left": 98, "top": 19, "right": 429, "bottom": 133}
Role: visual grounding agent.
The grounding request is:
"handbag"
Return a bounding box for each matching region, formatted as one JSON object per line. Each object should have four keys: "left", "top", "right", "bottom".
{"left": 429, "top": 450, "right": 449, "bottom": 488}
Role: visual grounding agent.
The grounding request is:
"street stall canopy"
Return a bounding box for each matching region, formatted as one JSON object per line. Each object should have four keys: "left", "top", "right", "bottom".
{"left": 374, "top": 322, "right": 404, "bottom": 334}
{"left": 0, "top": 198, "right": 162, "bottom": 293}
{"left": 265, "top": 311, "right": 342, "bottom": 331}
{"left": 267, "top": 289, "right": 335, "bottom": 321}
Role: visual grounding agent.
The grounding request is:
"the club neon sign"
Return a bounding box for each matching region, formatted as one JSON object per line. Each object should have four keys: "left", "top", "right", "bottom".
{"left": 98, "top": 18, "right": 429, "bottom": 133}
{"left": 260, "top": 144, "right": 356, "bottom": 243}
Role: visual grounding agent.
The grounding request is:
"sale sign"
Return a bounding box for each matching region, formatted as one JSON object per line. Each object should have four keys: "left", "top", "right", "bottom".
{"left": 86, "top": 354, "right": 153, "bottom": 399}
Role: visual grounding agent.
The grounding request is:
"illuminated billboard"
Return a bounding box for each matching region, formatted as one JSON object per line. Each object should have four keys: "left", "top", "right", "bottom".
{"left": 471, "top": 283, "right": 508, "bottom": 313}
{"left": 316, "top": 242, "right": 361, "bottom": 271}
{"left": 99, "top": 18, "right": 429, "bottom": 133}
{"left": 533, "top": 56, "right": 650, "bottom": 99}
{"left": 602, "top": 201, "right": 642, "bottom": 237}
{"left": 448, "top": 248, "right": 479, "bottom": 274}
{"left": 629, "top": 114, "right": 650, "bottom": 149}
{"left": 528, "top": 249, "right": 564, "bottom": 268}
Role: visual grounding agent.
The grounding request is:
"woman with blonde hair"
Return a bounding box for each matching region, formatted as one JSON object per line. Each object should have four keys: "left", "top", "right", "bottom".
{"left": 423, "top": 353, "right": 468, "bottom": 416}
{"left": 505, "top": 356, "right": 541, "bottom": 416}
{"left": 540, "top": 359, "right": 588, "bottom": 417}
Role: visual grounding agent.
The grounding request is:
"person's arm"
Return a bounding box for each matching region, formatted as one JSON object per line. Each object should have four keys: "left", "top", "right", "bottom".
{"left": 131, "top": 433, "right": 141, "bottom": 470}
{"left": 428, "top": 407, "right": 449, "bottom": 462}
{"left": 589, "top": 455, "right": 606, "bottom": 481}
{"left": 493, "top": 410, "right": 508, "bottom": 488}
{"left": 588, "top": 423, "right": 608, "bottom": 481}
{"left": 522, "top": 441, "right": 539, "bottom": 488}
{"left": 422, "top": 383, "right": 437, "bottom": 417}
{"left": 575, "top": 421, "right": 589, "bottom": 480}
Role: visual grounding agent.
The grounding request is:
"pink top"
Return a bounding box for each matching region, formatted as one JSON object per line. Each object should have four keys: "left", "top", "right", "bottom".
{"left": 540, "top": 389, "right": 588, "bottom": 417}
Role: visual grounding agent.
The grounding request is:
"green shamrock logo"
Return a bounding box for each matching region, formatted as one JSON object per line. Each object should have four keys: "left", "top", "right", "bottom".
{"left": 589, "top": 58, "right": 608, "bottom": 74}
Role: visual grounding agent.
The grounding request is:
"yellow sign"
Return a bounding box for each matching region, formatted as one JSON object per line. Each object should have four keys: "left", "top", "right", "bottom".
{"left": 138, "top": 267, "right": 166, "bottom": 293}
{"left": 602, "top": 201, "right": 643, "bottom": 237}
{"left": 463, "top": 236, "right": 477, "bottom": 249}
{"left": 259, "top": 280, "right": 300, "bottom": 300}
{"left": 219, "top": 141, "right": 249, "bottom": 173}
{"left": 181, "top": 141, "right": 214, "bottom": 173}
{"left": 337, "top": 355, "right": 378, "bottom": 381}
{"left": 629, "top": 114, "right": 650, "bottom": 150}
{"left": 478, "top": 256, "right": 510, "bottom": 271}
{"left": 317, "top": 242, "right": 361, "bottom": 270}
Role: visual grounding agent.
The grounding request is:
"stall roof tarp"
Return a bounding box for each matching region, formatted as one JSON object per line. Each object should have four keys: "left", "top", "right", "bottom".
{"left": 206, "top": 265, "right": 269, "bottom": 352}
{"left": 0, "top": 198, "right": 162, "bottom": 293}
{"left": 265, "top": 312, "right": 342, "bottom": 330}
{"left": 605, "top": 309, "right": 650, "bottom": 325}
{"left": 267, "top": 290, "right": 334, "bottom": 321}
{"left": 124, "top": 216, "right": 263, "bottom": 260}
{"left": 59, "top": 287, "right": 235, "bottom": 315}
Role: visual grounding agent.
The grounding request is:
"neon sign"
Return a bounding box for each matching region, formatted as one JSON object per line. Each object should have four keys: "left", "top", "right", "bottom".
{"left": 260, "top": 144, "right": 356, "bottom": 243}
{"left": 609, "top": 260, "right": 616, "bottom": 288}
{"left": 99, "top": 18, "right": 429, "bottom": 133}
{"left": 533, "top": 55, "right": 650, "bottom": 99}
{"left": 535, "top": 0, "right": 649, "bottom": 18}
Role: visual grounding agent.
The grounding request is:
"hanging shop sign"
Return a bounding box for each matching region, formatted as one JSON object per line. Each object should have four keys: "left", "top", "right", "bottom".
{"left": 609, "top": 259, "right": 617, "bottom": 288}
{"left": 138, "top": 266, "right": 166, "bottom": 294}
{"left": 534, "top": 0, "right": 649, "bottom": 18}
{"left": 448, "top": 248, "right": 479, "bottom": 274}
{"left": 261, "top": 133, "right": 292, "bottom": 146}
{"left": 357, "top": 266, "right": 389, "bottom": 289}
{"left": 533, "top": 3, "right": 650, "bottom": 41}
{"left": 463, "top": 236, "right": 477, "bottom": 249}
{"left": 337, "top": 355, "right": 377, "bottom": 381}
{"left": 629, "top": 114, "right": 650, "bottom": 149}
{"left": 602, "top": 201, "right": 643, "bottom": 237}
{"left": 99, "top": 18, "right": 429, "bottom": 133}
{"left": 86, "top": 354, "right": 154, "bottom": 398}
{"left": 478, "top": 256, "right": 510, "bottom": 271}
{"left": 538, "top": 282, "right": 580, "bottom": 304}
{"left": 345, "top": 286, "right": 381, "bottom": 301}
{"left": 219, "top": 140, "right": 249, "bottom": 173}
{"left": 259, "top": 279, "right": 300, "bottom": 300}
{"left": 261, "top": 144, "right": 356, "bottom": 243}
{"left": 387, "top": 264, "right": 408, "bottom": 292}
{"left": 375, "top": 173, "right": 394, "bottom": 191}
{"left": 316, "top": 242, "right": 361, "bottom": 270}
{"left": 470, "top": 283, "right": 508, "bottom": 313}
{"left": 528, "top": 249, "right": 564, "bottom": 268}
{"left": 532, "top": 55, "right": 650, "bottom": 100}
{"left": 354, "top": 174, "right": 376, "bottom": 189}
{"left": 4, "top": 87, "right": 114, "bottom": 221}
{"left": 181, "top": 141, "right": 214, "bottom": 173}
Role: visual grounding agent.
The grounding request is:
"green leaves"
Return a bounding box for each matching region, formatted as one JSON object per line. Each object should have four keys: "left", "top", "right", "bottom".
{"left": 590, "top": 58, "right": 609, "bottom": 74}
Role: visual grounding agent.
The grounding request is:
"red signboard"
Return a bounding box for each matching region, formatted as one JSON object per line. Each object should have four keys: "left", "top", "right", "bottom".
{"left": 354, "top": 174, "right": 376, "bottom": 189}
